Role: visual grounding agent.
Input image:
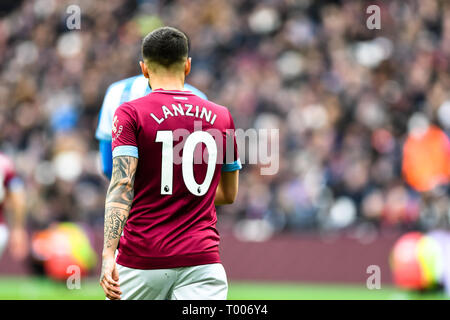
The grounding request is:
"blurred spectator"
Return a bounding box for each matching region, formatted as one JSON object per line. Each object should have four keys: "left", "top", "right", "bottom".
{"left": 1, "top": 0, "right": 450, "bottom": 239}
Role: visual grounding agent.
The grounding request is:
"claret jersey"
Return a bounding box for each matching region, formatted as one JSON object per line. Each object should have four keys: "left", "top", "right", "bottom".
{"left": 112, "top": 88, "right": 241, "bottom": 269}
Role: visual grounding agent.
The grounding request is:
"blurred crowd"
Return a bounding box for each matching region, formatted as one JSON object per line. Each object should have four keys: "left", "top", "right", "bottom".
{"left": 2, "top": 0, "right": 450, "bottom": 240}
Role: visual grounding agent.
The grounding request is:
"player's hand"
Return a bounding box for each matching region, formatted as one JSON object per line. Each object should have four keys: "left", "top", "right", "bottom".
{"left": 100, "top": 255, "right": 122, "bottom": 300}
{"left": 9, "top": 227, "right": 28, "bottom": 261}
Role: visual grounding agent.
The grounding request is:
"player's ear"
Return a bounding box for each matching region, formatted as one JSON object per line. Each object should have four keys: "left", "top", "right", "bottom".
{"left": 140, "top": 61, "right": 150, "bottom": 79}
{"left": 185, "top": 57, "right": 191, "bottom": 77}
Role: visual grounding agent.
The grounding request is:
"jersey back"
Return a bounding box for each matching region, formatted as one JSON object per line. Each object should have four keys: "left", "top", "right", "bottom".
{"left": 111, "top": 89, "right": 240, "bottom": 269}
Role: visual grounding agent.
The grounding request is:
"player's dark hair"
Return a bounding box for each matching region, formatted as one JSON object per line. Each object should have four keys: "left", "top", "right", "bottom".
{"left": 142, "top": 26, "right": 189, "bottom": 68}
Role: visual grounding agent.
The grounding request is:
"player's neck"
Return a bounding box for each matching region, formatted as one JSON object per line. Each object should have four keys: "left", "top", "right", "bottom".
{"left": 148, "top": 75, "right": 185, "bottom": 91}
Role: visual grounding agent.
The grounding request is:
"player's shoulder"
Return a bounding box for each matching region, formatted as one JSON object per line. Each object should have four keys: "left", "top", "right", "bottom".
{"left": 195, "top": 97, "right": 234, "bottom": 127}
{"left": 115, "top": 100, "right": 138, "bottom": 115}
{"left": 202, "top": 98, "right": 231, "bottom": 116}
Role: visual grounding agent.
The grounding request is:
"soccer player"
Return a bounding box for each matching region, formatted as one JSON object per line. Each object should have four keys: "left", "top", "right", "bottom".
{"left": 99, "top": 26, "right": 241, "bottom": 300}
{"left": 0, "top": 152, "right": 27, "bottom": 261}
{"left": 95, "top": 71, "right": 207, "bottom": 179}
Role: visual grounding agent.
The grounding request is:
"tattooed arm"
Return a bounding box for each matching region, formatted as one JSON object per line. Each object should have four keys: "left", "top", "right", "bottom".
{"left": 103, "top": 156, "right": 137, "bottom": 253}
{"left": 100, "top": 155, "right": 138, "bottom": 300}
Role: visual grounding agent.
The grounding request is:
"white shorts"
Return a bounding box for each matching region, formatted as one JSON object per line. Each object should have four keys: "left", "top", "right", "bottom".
{"left": 0, "top": 224, "right": 9, "bottom": 258}
{"left": 116, "top": 262, "right": 228, "bottom": 300}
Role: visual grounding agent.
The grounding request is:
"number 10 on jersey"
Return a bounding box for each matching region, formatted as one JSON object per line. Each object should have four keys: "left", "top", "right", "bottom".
{"left": 156, "top": 130, "right": 218, "bottom": 196}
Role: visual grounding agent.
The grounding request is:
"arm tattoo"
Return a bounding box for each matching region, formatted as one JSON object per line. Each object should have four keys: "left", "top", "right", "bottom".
{"left": 104, "top": 207, "right": 128, "bottom": 249}
{"left": 107, "top": 156, "right": 137, "bottom": 210}
{"left": 103, "top": 156, "right": 138, "bottom": 251}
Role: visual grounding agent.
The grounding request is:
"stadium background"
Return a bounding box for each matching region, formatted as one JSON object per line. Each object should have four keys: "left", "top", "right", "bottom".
{"left": 1, "top": 0, "right": 450, "bottom": 299}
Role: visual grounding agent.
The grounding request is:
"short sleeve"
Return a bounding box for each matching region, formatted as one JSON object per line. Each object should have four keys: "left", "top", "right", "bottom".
{"left": 222, "top": 110, "right": 242, "bottom": 172}
{"left": 111, "top": 103, "right": 139, "bottom": 159}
